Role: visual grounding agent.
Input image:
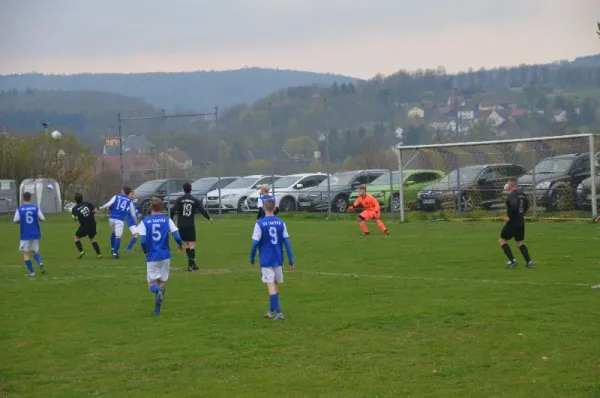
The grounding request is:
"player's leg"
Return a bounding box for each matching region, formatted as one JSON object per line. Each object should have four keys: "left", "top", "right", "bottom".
{"left": 186, "top": 239, "right": 198, "bottom": 271}
{"left": 147, "top": 261, "right": 164, "bottom": 315}
{"left": 499, "top": 224, "right": 517, "bottom": 268}
{"left": 272, "top": 267, "right": 284, "bottom": 320}
{"left": 514, "top": 225, "right": 533, "bottom": 268}
{"left": 74, "top": 226, "right": 86, "bottom": 258}
{"left": 358, "top": 211, "right": 372, "bottom": 234}
{"left": 30, "top": 240, "right": 45, "bottom": 273}
{"left": 88, "top": 226, "right": 102, "bottom": 258}
{"left": 125, "top": 225, "right": 138, "bottom": 252}
{"left": 20, "top": 241, "right": 35, "bottom": 276}
{"left": 112, "top": 221, "right": 124, "bottom": 258}
{"left": 373, "top": 212, "right": 389, "bottom": 236}
{"left": 262, "top": 267, "right": 279, "bottom": 319}
{"left": 109, "top": 219, "right": 116, "bottom": 253}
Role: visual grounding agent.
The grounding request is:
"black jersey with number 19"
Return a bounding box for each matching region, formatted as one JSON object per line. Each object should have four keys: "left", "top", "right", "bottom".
{"left": 171, "top": 194, "right": 210, "bottom": 229}
{"left": 72, "top": 201, "right": 96, "bottom": 226}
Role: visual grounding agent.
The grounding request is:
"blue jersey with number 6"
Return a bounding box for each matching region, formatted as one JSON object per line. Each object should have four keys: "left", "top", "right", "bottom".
{"left": 137, "top": 215, "right": 179, "bottom": 262}
{"left": 252, "top": 216, "right": 289, "bottom": 267}
{"left": 15, "top": 204, "right": 44, "bottom": 240}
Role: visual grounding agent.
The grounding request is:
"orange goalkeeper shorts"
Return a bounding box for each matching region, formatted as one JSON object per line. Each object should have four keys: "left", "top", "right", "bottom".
{"left": 360, "top": 210, "right": 380, "bottom": 220}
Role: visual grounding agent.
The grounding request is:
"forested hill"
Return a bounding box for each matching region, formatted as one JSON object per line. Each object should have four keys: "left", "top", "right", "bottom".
{"left": 0, "top": 68, "right": 357, "bottom": 110}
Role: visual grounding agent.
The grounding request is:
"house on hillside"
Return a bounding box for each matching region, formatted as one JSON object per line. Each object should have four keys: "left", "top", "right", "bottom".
{"left": 407, "top": 107, "right": 425, "bottom": 119}
{"left": 102, "top": 135, "right": 155, "bottom": 156}
{"left": 96, "top": 154, "right": 158, "bottom": 176}
{"left": 552, "top": 110, "right": 568, "bottom": 123}
{"left": 163, "top": 147, "right": 193, "bottom": 170}
{"left": 478, "top": 98, "right": 517, "bottom": 111}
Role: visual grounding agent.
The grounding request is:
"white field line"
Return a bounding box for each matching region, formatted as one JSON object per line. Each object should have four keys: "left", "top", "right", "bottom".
{"left": 2, "top": 265, "right": 594, "bottom": 288}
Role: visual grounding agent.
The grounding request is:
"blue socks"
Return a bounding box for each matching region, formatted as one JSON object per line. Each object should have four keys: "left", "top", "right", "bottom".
{"left": 110, "top": 233, "right": 116, "bottom": 251}
{"left": 126, "top": 237, "right": 137, "bottom": 251}
{"left": 25, "top": 260, "right": 34, "bottom": 273}
{"left": 33, "top": 253, "right": 42, "bottom": 265}
{"left": 269, "top": 294, "right": 281, "bottom": 313}
{"left": 149, "top": 284, "right": 160, "bottom": 294}
{"left": 113, "top": 238, "right": 121, "bottom": 254}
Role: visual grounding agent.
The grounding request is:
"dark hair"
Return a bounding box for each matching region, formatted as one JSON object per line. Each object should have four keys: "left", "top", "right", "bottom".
{"left": 22, "top": 192, "right": 31, "bottom": 201}
{"left": 183, "top": 182, "right": 192, "bottom": 194}
{"left": 74, "top": 192, "right": 83, "bottom": 203}
{"left": 150, "top": 196, "right": 163, "bottom": 213}
{"left": 122, "top": 186, "right": 131, "bottom": 195}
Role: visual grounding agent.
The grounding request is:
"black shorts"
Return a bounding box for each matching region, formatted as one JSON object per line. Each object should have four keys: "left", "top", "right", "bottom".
{"left": 179, "top": 226, "right": 196, "bottom": 242}
{"left": 500, "top": 222, "right": 525, "bottom": 242}
{"left": 76, "top": 224, "right": 97, "bottom": 239}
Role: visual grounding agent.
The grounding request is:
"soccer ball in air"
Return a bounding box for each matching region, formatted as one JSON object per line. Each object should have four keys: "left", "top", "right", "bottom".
{"left": 51, "top": 130, "right": 62, "bottom": 140}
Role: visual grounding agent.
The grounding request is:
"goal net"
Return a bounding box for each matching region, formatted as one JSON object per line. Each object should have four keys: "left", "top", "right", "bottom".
{"left": 396, "top": 134, "right": 599, "bottom": 221}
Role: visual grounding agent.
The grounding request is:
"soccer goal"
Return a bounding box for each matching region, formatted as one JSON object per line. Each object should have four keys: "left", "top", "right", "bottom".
{"left": 396, "top": 133, "right": 599, "bottom": 222}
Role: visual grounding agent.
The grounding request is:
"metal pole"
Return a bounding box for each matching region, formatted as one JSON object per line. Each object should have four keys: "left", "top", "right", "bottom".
{"left": 590, "top": 133, "right": 597, "bottom": 219}
{"left": 215, "top": 106, "right": 222, "bottom": 215}
{"left": 118, "top": 113, "right": 123, "bottom": 186}
{"left": 324, "top": 98, "right": 331, "bottom": 218}
{"left": 531, "top": 150, "right": 537, "bottom": 218}
{"left": 162, "top": 109, "right": 170, "bottom": 215}
{"left": 389, "top": 169, "right": 394, "bottom": 214}
{"left": 454, "top": 88, "right": 461, "bottom": 215}
{"left": 269, "top": 102, "right": 275, "bottom": 197}
{"left": 398, "top": 147, "right": 405, "bottom": 223}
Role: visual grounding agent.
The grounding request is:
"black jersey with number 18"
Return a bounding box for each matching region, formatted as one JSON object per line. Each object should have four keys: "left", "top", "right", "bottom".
{"left": 506, "top": 189, "right": 529, "bottom": 225}
{"left": 171, "top": 194, "right": 210, "bottom": 228}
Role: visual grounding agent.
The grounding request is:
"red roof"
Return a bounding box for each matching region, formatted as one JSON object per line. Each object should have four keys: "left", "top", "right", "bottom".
{"left": 511, "top": 108, "right": 528, "bottom": 117}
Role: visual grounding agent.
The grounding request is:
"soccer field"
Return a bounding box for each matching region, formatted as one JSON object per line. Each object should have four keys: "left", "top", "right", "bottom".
{"left": 1, "top": 214, "right": 599, "bottom": 397}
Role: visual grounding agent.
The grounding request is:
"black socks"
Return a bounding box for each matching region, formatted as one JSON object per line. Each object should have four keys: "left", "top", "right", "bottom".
{"left": 519, "top": 244, "right": 531, "bottom": 262}
{"left": 501, "top": 243, "right": 514, "bottom": 261}
{"left": 75, "top": 240, "right": 83, "bottom": 252}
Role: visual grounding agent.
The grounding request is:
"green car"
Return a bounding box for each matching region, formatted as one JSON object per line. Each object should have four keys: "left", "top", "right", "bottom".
{"left": 349, "top": 169, "right": 445, "bottom": 211}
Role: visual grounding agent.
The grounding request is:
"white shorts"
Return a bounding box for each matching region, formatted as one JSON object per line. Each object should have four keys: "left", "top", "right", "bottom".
{"left": 109, "top": 218, "right": 124, "bottom": 236}
{"left": 19, "top": 240, "right": 40, "bottom": 252}
{"left": 129, "top": 225, "right": 138, "bottom": 235}
{"left": 261, "top": 266, "right": 283, "bottom": 284}
{"left": 147, "top": 259, "right": 171, "bottom": 282}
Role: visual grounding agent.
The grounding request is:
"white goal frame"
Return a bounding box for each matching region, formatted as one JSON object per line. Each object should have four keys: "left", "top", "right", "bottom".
{"left": 396, "top": 133, "right": 598, "bottom": 222}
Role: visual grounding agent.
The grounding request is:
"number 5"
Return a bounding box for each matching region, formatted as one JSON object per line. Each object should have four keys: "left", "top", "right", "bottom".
{"left": 152, "top": 223, "right": 162, "bottom": 241}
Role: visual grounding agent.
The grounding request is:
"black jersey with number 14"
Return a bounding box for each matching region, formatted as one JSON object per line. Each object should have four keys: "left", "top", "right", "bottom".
{"left": 72, "top": 202, "right": 96, "bottom": 226}
{"left": 171, "top": 194, "right": 210, "bottom": 228}
{"left": 506, "top": 189, "right": 529, "bottom": 224}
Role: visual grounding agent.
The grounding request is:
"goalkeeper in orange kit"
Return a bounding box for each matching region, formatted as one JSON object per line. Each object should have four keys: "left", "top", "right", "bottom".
{"left": 348, "top": 185, "right": 389, "bottom": 236}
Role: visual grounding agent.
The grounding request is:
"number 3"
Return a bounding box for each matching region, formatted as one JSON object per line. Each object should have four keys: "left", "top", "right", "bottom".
{"left": 269, "top": 226, "right": 278, "bottom": 244}
{"left": 152, "top": 223, "right": 162, "bottom": 241}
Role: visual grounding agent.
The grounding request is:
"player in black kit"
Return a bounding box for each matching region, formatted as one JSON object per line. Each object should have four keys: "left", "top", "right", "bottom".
{"left": 71, "top": 192, "right": 102, "bottom": 259}
{"left": 500, "top": 177, "right": 534, "bottom": 269}
{"left": 170, "top": 182, "right": 213, "bottom": 271}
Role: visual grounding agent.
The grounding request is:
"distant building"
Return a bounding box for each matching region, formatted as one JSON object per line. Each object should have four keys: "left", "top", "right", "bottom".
{"left": 102, "top": 135, "right": 156, "bottom": 156}
{"left": 407, "top": 107, "right": 425, "bottom": 119}
{"left": 163, "top": 147, "right": 193, "bottom": 170}
{"left": 478, "top": 99, "right": 516, "bottom": 111}
{"left": 552, "top": 110, "right": 568, "bottom": 123}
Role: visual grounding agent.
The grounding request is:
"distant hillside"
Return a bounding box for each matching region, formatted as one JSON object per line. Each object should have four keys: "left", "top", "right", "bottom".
{"left": 0, "top": 68, "right": 357, "bottom": 110}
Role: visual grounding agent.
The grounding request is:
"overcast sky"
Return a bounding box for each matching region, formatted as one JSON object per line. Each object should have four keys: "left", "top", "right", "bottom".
{"left": 1, "top": 0, "right": 598, "bottom": 78}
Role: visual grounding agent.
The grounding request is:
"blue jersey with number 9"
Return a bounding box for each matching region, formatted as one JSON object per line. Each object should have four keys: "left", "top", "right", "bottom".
{"left": 252, "top": 216, "right": 289, "bottom": 267}
{"left": 138, "top": 215, "right": 179, "bottom": 262}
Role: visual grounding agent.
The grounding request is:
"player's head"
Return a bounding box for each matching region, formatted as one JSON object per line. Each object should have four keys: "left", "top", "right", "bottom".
{"left": 260, "top": 184, "right": 270, "bottom": 195}
{"left": 128, "top": 191, "right": 135, "bottom": 199}
{"left": 183, "top": 182, "right": 192, "bottom": 194}
{"left": 358, "top": 184, "right": 367, "bottom": 197}
{"left": 263, "top": 198, "right": 276, "bottom": 215}
{"left": 122, "top": 186, "right": 132, "bottom": 196}
{"left": 22, "top": 192, "right": 32, "bottom": 203}
{"left": 74, "top": 192, "right": 83, "bottom": 203}
{"left": 507, "top": 177, "right": 519, "bottom": 191}
{"left": 149, "top": 196, "right": 163, "bottom": 214}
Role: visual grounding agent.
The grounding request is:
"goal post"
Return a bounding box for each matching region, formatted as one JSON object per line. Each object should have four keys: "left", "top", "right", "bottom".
{"left": 396, "top": 133, "right": 600, "bottom": 222}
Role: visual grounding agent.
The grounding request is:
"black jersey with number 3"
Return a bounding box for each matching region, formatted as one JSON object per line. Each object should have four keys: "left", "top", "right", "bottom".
{"left": 72, "top": 201, "right": 96, "bottom": 226}
{"left": 506, "top": 189, "right": 528, "bottom": 224}
{"left": 171, "top": 194, "right": 210, "bottom": 228}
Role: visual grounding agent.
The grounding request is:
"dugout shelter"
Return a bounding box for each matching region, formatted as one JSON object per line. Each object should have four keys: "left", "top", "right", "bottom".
{"left": 19, "top": 178, "right": 62, "bottom": 214}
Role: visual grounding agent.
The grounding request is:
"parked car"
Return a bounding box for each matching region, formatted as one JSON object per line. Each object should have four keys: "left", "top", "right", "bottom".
{"left": 417, "top": 164, "right": 526, "bottom": 212}
{"left": 246, "top": 173, "right": 328, "bottom": 212}
{"left": 204, "top": 175, "right": 281, "bottom": 213}
{"left": 133, "top": 178, "right": 190, "bottom": 214}
{"left": 349, "top": 169, "right": 445, "bottom": 211}
{"left": 519, "top": 153, "right": 597, "bottom": 211}
{"left": 296, "top": 170, "right": 387, "bottom": 212}
{"left": 163, "top": 176, "right": 240, "bottom": 214}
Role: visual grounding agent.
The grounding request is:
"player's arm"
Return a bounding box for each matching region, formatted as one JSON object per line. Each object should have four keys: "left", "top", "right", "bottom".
{"left": 168, "top": 219, "right": 184, "bottom": 251}
{"left": 37, "top": 208, "right": 46, "bottom": 221}
{"left": 13, "top": 210, "right": 20, "bottom": 223}
{"left": 348, "top": 197, "right": 361, "bottom": 211}
{"left": 282, "top": 223, "right": 295, "bottom": 268}
{"left": 138, "top": 222, "right": 147, "bottom": 253}
{"left": 170, "top": 198, "right": 178, "bottom": 220}
{"left": 100, "top": 195, "right": 116, "bottom": 210}
{"left": 523, "top": 195, "right": 530, "bottom": 213}
{"left": 195, "top": 197, "right": 212, "bottom": 221}
{"left": 249, "top": 223, "right": 261, "bottom": 265}
{"left": 274, "top": 197, "right": 280, "bottom": 215}
{"left": 128, "top": 202, "right": 138, "bottom": 223}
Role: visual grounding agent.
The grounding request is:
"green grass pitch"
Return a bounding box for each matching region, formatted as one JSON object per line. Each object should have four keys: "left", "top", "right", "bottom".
{"left": 1, "top": 214, "right": 599, "bottom": 397}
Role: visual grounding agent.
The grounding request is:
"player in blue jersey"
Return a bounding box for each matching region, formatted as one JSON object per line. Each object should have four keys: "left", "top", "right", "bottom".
{"left": 256, "top": 184, "right": 280, "bottom": 220}
{"left": 250, "top": 198, "right": 295, "bottom": 320}
{"left": 138, "top": 197, "right": 184, "bottom": 316}
{"left": 100, "top": 186, "right": 138, "bottom": 259}
{"left": 13, "top": 192, "right": 46, "bottom": 276}
{"left": 125, "top": 191, "right": 143, "bottom": 252}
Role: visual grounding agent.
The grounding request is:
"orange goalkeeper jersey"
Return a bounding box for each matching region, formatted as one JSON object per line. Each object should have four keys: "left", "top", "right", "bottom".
{"left": 352, "top": 194, "right": 380, "bottom": 212}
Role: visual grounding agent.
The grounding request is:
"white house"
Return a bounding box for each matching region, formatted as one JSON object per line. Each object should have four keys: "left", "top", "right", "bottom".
{"left": 487, "top": 110, "right": 506, "bottom": 127}
{"left": 457, "top": 110, "right": 475, "bottom": 120}
{"left": 552, "top": 110, "right": 568, "bottom": 123}
{"left": 407, "top": 107, "right": 425, "bottom": 119}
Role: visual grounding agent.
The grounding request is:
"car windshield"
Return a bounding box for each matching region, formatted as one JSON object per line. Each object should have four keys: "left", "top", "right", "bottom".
{"left": 225, "top": 177, "right": 260, "bottom": 189}
{"left": 439, "top": 167, "right": 484, "bottom": 184}
{"left": 319, "top": 173, "right": 357, "bottom": 186}
{"left": 274, "top": 176, "right": 301, "bottom": 189}
{"left": 135, "top": 180, "right": 164, "bottom": 192}
{"left": 370, "top": 172, "right": 407, "bottom": 185}
{"left": 191, "top": 178, "right": 216, "bottom": 190}
{"left": 533, "top": 158, "right": 573, "bottom": 174}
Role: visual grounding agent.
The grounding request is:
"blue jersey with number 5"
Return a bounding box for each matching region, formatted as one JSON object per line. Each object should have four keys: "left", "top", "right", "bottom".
{"left": 252, "top": 216, "right": 289, "bottom": 267}
{"left": 15, "top": 204, "right": 43, "bottom": 240}
{"left": 138, "top": 215, "right": 179, "bottom": 262}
